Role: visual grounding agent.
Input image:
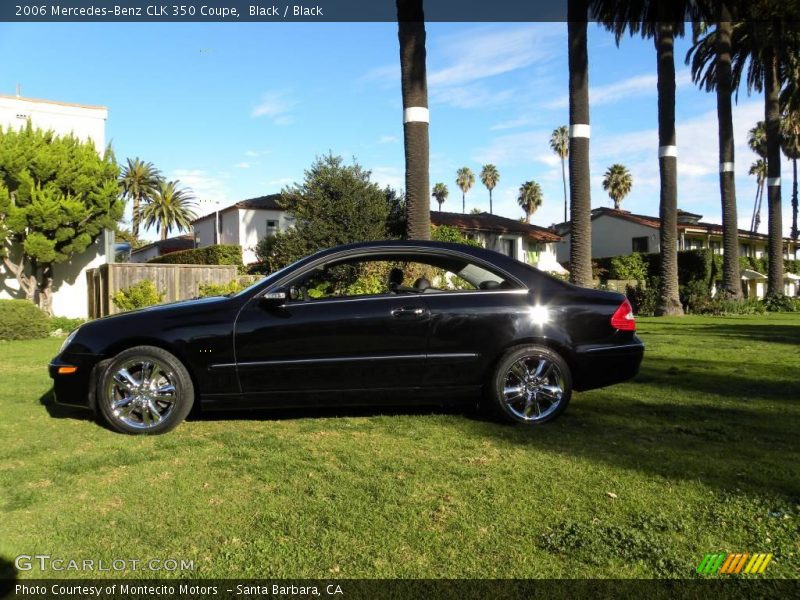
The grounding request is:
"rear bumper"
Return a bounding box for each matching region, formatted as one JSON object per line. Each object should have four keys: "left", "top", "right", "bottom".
{"left": 572, "top": 338, "right": 644, "bottom": 391}
{"left": 48, "top": 354, "right": 99, "bottom": 409}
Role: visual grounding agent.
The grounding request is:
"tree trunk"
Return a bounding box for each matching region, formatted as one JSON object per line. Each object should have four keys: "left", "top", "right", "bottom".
{"left": 462, "top": 192, "right": 465, "bottom": 214}
{"left": 161, "top": 227, "right": 168, "bottom": 241}
{"left": 561, "top": 156, "right": 568, "bottom": 223}
{"left": 489, "top": 189, "right": 493, "bottom": 214}
{"left": 654, "top": 21, "right": 684, "bottom": 316}
{"left": 37, "top": 264, "right": 54, "bottom": 316}
{"left": 614, "top": 198, "right": 620, "bottom": 210}
{"left": 3, "top": 254, "right": 35, "bottom": 301}
{"left": 567, "top": 0, "right": 593, "bottom": 288}
{"left": 715, "top": 10, "right": 742, "bottom": 299}
{"left": 397, "top": 0, "right": 431, "bottom": 240}
{"left": 764, "top": 47, "right": 784, "bottom": 296}
{"left": 753, "top": 181, "right": 763, "bottom": 232}
{"left": 132, "top": 194, "right": 140, "bottom": 238}
{"left": 792, "top": 158, "right": 798, "bottom": 240}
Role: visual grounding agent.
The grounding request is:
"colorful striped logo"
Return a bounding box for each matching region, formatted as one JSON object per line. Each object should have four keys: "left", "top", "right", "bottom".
{"left": 697, "top": 553, "right": 773, "bottom": 575}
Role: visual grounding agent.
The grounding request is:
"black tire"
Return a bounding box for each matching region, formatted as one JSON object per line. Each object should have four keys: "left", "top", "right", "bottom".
{"left": 97, "top": 345, "right": 194, "bottom": 435}
{"left": 489, "top": 344, "right": 572, "bottom": 425}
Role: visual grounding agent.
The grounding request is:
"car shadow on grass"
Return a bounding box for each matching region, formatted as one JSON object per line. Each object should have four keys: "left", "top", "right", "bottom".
{"left": 0, "top": 555, "right": 18, "bottom": 597}
{"left": 38, "top": 387, "right": 95, "bottom": 422}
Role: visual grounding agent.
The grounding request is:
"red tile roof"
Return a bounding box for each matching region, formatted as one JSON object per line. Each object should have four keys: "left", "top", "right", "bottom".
{"left": 431, "top": 211, "right": 561, "bottom": 242}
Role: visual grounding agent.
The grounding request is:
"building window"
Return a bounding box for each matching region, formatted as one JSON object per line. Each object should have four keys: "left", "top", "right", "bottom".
{"left": 500, "top": 238, "right": 516, "bottom": 259}
{"left": 710, "top": 241, "right": 722, "bottom": 255}
{"left": 266, "top": 219, "right": 278, "bottom": 236}
{"left": 740, "top": 243, "right": 752, "bottom": 258}
{"left": 685, "top": 238, "right": 704, "bottom": 250}
{"left": 632, "top": 237, "right": 649, "bottom": 253}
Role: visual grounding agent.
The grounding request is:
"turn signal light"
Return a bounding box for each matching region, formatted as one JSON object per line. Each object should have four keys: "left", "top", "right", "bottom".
{"left": 610, "top": 299, "right": 636, "bottom": 331}
{"left": 57, "top": 366, "right": 78, "bottom": 375}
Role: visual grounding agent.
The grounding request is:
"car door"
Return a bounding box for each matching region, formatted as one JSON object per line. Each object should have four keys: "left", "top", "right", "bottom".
{"left": 233, "top": 292, "right": 431, "bottom": 405}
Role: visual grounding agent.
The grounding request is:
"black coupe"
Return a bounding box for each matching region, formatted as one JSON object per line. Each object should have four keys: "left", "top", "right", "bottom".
{"left": 50, "top": 241, "right": 644, "bottom": 434}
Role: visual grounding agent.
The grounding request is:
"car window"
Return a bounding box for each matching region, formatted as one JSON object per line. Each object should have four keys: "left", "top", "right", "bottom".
{"left": 285, "top": 255, "right": 516, "bottom": 302}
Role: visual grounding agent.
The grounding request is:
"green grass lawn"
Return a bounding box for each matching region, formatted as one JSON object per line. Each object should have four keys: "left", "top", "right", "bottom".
{"left": 0, "top": 314, "right": 798, "bottom": 579}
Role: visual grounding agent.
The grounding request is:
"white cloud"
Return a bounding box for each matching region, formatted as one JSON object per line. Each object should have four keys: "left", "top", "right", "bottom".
{"left": 234, "top": 162, "right": 251, "bottom": 169}
{"left": 547, "top": 69, "right": 693, "bottom": 109}
{"left": 490, "top": 115, "right": 539, "bottom": 131}
{"left": 170, "top": 169, "right": 230, "bottom": 214}
{"left": 472, "top": 130, "right": 553, "bottom": 167}
{"left": 370, "top": 166, "right": 404, "bottom": 191}
{"left": 251, "top": 91, "right": 296, "bottom": 124}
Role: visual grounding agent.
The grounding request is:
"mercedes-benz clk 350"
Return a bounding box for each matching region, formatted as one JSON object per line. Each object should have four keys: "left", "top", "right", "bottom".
{"left": 50, "top": 241, "right": 644, "bottom": 434}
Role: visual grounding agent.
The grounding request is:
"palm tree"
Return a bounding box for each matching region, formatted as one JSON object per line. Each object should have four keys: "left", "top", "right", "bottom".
{"left": 431, "top": 182, "right": 448, "bottom": 212}
{"left": 685, "top": 5, "right": 742, "bottom": 299}
{"left": 567, "top": 0, "right": 593, "bottom": 287}
{"left": 517, "top": 181, "right": 543, "bottom": 223}
{"left": 549, "top": 125, "right": 570, "bottom": 222}
{"left": 749, "top": 159, "right": 767, "bottom": 233}
{"left": 456, "top": 167, "right": 475, "bottom": 214}
{"left": 119, "top": 158, "right": 162, "bottom": 237}
{"left": 747, "top": 122, "right": 768, "bottom": 232}
{"left": 602, "top": 164, "right": 633, "bottom": 209}
{"left": 140, "top": 180, "right": 198, "bottom": 241}
{"left": 396, "top": 0, "right": 430, "bottom": 240}
{"left": 592, "top": 1, "right": 695, "bottom": 314}
{"left": 781, "top": 112, "right": 800, "bottom": 240}
{"left": 713, "top": 13, "right": 800, "bottom": 296}
{"left": 479, "top": 164, "right": 500, "bottom": 214}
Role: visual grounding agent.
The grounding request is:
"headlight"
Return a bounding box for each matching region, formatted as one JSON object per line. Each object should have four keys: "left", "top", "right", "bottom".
{"left": 59, "top": 328, "right": 79, "bottom": 354}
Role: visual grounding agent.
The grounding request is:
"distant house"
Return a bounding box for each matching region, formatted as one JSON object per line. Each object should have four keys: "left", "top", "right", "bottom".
{"left": 554, "top": 207, "right": 800, "bottom": 297}
{"left": 129, "top": 234, "right": 196, "bottom": 263}
{"left": 192, "top": 194, "right": 294, "bottom": 264}
{"left": 555, "top": 207, "right": 799, "bottom": 261}
{"left": 0, "top": 94, "right": 112, "bottom": 318}
{"left": 431, "top": 211, "right": 566, "bottom": 275}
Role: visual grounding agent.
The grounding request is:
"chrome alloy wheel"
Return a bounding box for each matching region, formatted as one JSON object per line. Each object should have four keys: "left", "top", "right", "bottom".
{"left": 502, "top": 356, "right": 565, "bottom": 422}
{"left": 105, "top": 357, "right": 178, "bottom": 430}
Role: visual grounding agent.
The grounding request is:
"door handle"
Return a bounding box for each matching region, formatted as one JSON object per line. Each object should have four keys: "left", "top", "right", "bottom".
{"left": 391, "top": 306, "right": 428, "bottom": 319}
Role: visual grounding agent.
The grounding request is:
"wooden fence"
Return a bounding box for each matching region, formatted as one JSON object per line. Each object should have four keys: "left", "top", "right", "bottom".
{"left": 86, "top": 263, "right": 239, "bottom": 318}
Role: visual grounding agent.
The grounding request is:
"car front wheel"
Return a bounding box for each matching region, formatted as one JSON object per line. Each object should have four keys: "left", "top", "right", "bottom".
{"left": 97, "top": 345, "right": 194, "bottom": 435}
{"left": 490, "top": 345, "right": 572, "bottom": 425}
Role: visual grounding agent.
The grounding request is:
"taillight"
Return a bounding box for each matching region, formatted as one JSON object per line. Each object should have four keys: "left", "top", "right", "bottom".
{"left": 610, "top": 299, "right": 636, "bottom": 331}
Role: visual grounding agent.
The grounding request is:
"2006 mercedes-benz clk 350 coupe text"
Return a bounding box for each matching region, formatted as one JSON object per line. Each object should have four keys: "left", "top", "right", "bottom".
{"left": 50, "top": 241, "right": 644, "bottom": 434}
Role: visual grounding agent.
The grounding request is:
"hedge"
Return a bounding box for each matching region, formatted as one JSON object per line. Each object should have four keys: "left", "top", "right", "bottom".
{"left": 0, "top": 299, "right": 50, "bottom": 341}
{"left": 148, "top": 244, "right": 242, "bottom": 266}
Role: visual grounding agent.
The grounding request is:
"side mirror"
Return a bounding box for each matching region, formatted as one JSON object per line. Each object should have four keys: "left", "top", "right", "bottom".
{"left": 259, "top": 288, "right": 288, "bottom": 307}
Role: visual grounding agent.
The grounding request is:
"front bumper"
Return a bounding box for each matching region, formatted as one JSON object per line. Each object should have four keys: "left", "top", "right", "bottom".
{"left": 48, "top": 353, "right": 100, "bottom": 409}
{"left": 572, "top": 337, "right": 645, "bottom": 391}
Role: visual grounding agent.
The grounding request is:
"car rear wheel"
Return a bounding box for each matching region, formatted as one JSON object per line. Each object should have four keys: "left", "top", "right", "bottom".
{"left": 97, "top": 345, "right": 194, "bottom": 435}
{"left": 490, "top": 345, "right": 572, "bottom": 425}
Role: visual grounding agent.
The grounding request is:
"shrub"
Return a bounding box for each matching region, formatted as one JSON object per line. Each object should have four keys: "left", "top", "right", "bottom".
{"left": 693, "top": 298, "right": 766, "bottom": 316}
{"left": 197, "top": 280, "right": 246, "bottom": 298}
{"left": 49, "top": 316, "right": 85, "bottom": 334}
{"left": 431, "top": 225, "right": 482, "bottom": 247}
{"left": 112, "top": 280, "right": 166, "bottom": 311}
{"left": 626, "top": 279, "right": 659, "bottom": 317}
{"left": 148, "top": 244, "right": 242, "bottom": 266}
{"left": 0, "top": 299, "right": 50, "bottom": 340}
{"left": 609, "top": 253, "right": 647, "bottom": 282}
{"left": 763, "top": 294, "right": 800, "bottom": 313}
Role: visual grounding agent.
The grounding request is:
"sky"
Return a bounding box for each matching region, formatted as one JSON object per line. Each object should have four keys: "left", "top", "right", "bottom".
{"left": 0, "top": 21, "right": 794, "bottom": 241}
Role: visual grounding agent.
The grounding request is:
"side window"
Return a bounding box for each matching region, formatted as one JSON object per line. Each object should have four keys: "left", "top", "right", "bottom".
{"left": 632, "top": 236, "right": 649, "bottom": 253}
{"left": 286, "top": 256, "right": 515, "bottom": 302}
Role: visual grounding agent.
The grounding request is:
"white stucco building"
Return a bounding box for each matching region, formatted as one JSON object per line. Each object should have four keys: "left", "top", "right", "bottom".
{"left": 431, "top": 212, "right": 565, "bottom": 275}
{"left": 554, "top": 207, "right": 800, "bottom": 297}
{"left": 1, "top": 94, "right": 113, "bottom": 318}
{"left": 192, "top": 194, "right": 294, "bottom": 264}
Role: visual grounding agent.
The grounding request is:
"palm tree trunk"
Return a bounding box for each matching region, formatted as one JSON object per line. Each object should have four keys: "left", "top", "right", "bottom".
{"left": 567, "top": 0, "right": 593, "bottom": 288}
{"left": 715, "top": 10, "right": 742, "bottom": 299}
{"left": 753, "top": 181, "right": 763, "bottom": 232}
{"left": 764, "top": 46, "right": 784, "bottom": 296}
{"left": 561, "top": 156, "right": 568, "bottom": 222}
{"left": 792, "top": 158, "right": 798, "bottom": 240}
{"left": 489, "top": 189, "right": 493, "bottom": 214}
{"left": 161, "top": 227, "right": 168, "bottom": 241}
{"left": 397, "top": 0, "right": 430, "bottom": 240}
{"left": 132, "top": 195, "right": 140, "bottom": 237}
{"left": 462, "top": 192, "right": 465, "bottom": 214}
{"left": 654, "top": 20, "right": 683, "bottom": 316}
